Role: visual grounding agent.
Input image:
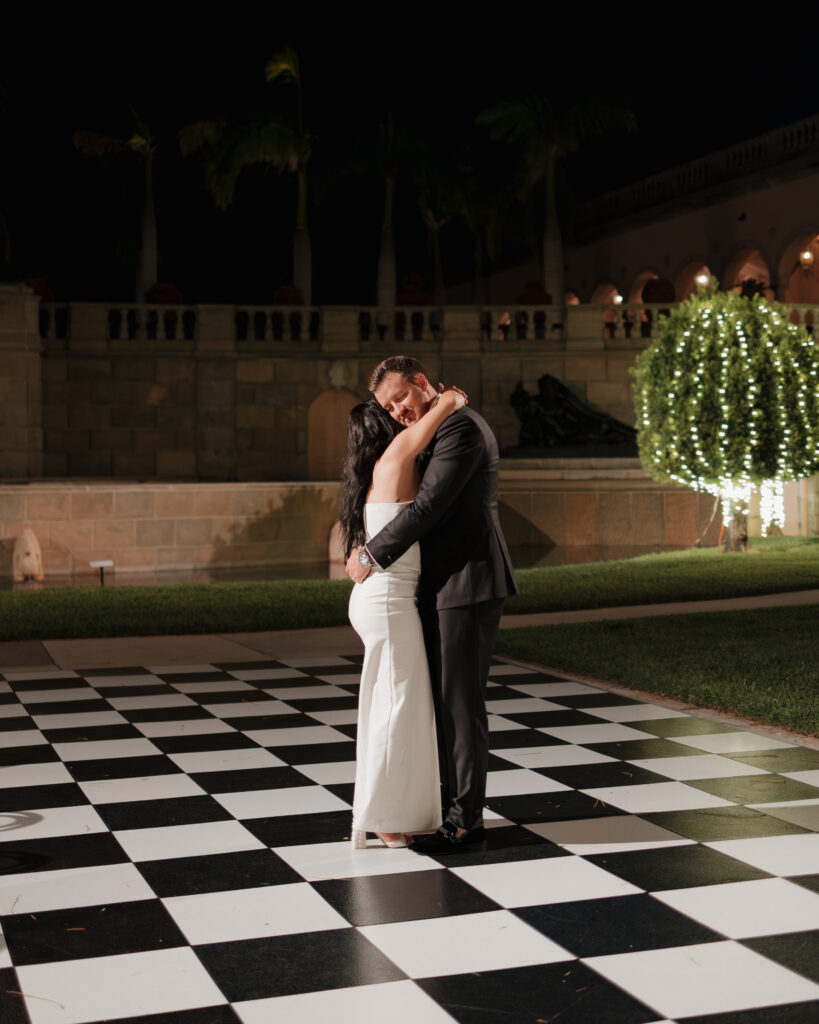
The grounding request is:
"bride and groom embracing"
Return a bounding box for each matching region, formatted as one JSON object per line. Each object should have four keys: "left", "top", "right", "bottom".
{"left": 342, "top": 355, "right": 517, "bottom": 854}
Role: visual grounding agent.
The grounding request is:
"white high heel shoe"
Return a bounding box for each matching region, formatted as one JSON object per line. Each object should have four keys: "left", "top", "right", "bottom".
{"left": 376, "top": 832, "right": 408, "bottom": 848}
{"left": 351, "top": 829, "right": 368, "bottom": 849}
{"left": 351, "top": 829, "right": 408, "bottom": 849}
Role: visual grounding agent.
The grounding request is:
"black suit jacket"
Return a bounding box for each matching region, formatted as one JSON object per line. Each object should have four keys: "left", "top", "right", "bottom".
{"left": 366, "top": 407, "right": 518, "bottom": 610}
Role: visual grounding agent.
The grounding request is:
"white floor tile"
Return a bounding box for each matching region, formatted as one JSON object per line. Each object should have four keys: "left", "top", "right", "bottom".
{"left": 234, "top": 980, "right": 455, "bottom": 1024}
{"left": 261, "top": 684, "right": 351, "bottom": 700}
{"left": 0, "top": 805, "right": 107, "bottom": 843}
{"left": 488, "top": 715, "right": 526, "bottom": 732}
{"left": 539, "top": 723, "right": 655, "bottom": 744}
{"left": 0, "top": 681, "right": 10, "bottom": 693}
{"left": 78, "top": 774, "right": 205, "bottom": 804}
{"left": 52, "top": 738, "right": 161, "bottom": 761}
{"left": 229, "top": 667, "right": 309, "bottom": 680}
{"left": 585, "top": 941, "right": 819, "bottom": 1019}
{"left": 274, "top": 840, "right": 443, "bottom": 881}
{"left": 0, "top": 926, "right": 10, "bottom": 969}
{"left": 135, "top": 719, "right": 236, "bottom": 738}
{"left": 306, "top": 709, "right": 359, "bottom": 725}
{"left": 706, "top": 834, "right": 819, "bottom": 876}
{"left": 213, "top": 785, "right": 349, "bottom": 819}
{"left": 582, "top": 781, "right": 734, "bottom": 813}
{"left": 0, "top": 863, "right": 155, "bottom": 914}
{"left": 526, "top": 815, "right": 694, "bottom": 855}
{"left": 655, "top": 877, "right": 819, "bottom": 938}
{"left": 0, "top": 762, "right": 72, "bottom": 788}
{"left": 201, "top": 700, "right": 296, "bottom": 718}
{"left": 164, "top": 881, "right": 349, "bottom": 944}
{"left": 295, "top": 761, "right": 357, "bottom": 784}
{"left": 17, "top": 947, "right": 227, "bottom": 1024}
{"left": 671, "top": 732, "right": 796, "bottom": 754}
{"left": 30, "top": 711, "right": 126, "bottom": 730}
{"left": 17, "top": 688, "right": 99, "bottom": 704}
{"left": 451, "top": 854, "right": 642, "bottom": 907}
{"left": 167, "top": 748, "right": 285, "bottom": 773}
{"left": 486, "top": 698, "right": 566, "bottom": 714}
{"left": 755, "top": 800, "right": 819, "bottom": 831}
{"left": 361, "top": 910, "right": 571, "bottom": 978}
{"left": 314, "top": 673, "right": 361, "bottom": 685}
{"left": 172, "top": 679, "right": 256, "bottom": 693}
{"left": 584, "top": 704, "right": 690, "bottom": 722}
{"left": 114, "top": 820, "right": 265, "bottom": 861}
{"left": 90, "top": 674, "right": 164, "bottom": 687}
{"left": 782, "top": 769, "right": 819, "bottom": 788}
{"left": 493, "top": 745, "right": 617, "bottom": 769}
{"left": 106, "top": 694, "right": 195, "bottom": 711}
{"left": 486, "top": 769, "right": 571, "bottom": 796}
{"left": 244, "top": 725, "right": 350, "bottom": 747}
{"left": 0, "top": 729, "right": 47, "bottom": 748}
{"left": 627, "top": 755, "right": 768, "bottom": 781}
{"left": 507, "top": 681, "right": 603, "bottom": 697}
{"left": 0, "top": 704, "right": 27, "bottom": 719}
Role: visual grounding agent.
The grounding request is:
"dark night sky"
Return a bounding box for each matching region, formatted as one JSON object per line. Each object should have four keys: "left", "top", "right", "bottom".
{"left": 1, "top": 20, "right": 813, "bottom": 304}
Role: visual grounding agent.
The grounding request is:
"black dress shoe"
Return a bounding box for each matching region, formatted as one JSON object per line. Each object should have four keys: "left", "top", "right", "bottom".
{"left": 408, "top": 821, "right": 486, "bottom": 854}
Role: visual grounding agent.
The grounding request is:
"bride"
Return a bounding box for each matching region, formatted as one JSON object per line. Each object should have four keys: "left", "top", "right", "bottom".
{"left": 340, "top": 386, "right": 467, "bottom": 848}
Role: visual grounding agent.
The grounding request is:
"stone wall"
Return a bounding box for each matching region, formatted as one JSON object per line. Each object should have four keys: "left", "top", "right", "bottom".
{"left": 0, "top": 286, "right": 42, "bottom": 478}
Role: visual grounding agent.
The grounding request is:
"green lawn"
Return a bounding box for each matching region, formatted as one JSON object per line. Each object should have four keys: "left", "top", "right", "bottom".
{"left": 1, "top": 536, "right": 818, "bottom": 643}
{"left": 496, "top": 604, "right": 819, "bottom": 736}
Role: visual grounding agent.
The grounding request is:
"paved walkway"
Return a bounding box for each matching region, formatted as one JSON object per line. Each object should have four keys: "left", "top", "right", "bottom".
{"left": 1, "top": 593, "right": 818, "bottom": 1023}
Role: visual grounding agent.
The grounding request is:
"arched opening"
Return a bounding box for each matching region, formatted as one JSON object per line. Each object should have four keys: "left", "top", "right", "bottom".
{"left": 565, "top": 291, "right": 581, "bottom": 306}
{"left": 307, "top": 389, "right": 360, "bottom": 481}
{"left": 628, "top": 271, "right": 658, "bottom": 303}
{"left": 780, "top": 232, "right": 819, "bottom": 304}
{"left": 723, "top": 248, "right": 773, "bottom": 299}
{"left": 676, "top": 262, "right": 712, "bottom": 300}
{"left": 590, "top": 282, "right": 621, "bottom": 304}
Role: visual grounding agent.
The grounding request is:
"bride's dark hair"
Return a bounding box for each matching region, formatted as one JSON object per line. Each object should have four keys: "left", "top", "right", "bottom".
{"left": 340, "top": 400, "right": 400, "bottom": 558}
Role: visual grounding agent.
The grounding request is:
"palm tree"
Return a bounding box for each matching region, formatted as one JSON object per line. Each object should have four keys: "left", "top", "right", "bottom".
{"left": 74, "top": 111, "right": 158, "bottom": 301}
{"left": 477, "top": 95, "right": 636, "bottom": 310}
{"left": 179, "top": 46, "right": 312, "bottom": 304}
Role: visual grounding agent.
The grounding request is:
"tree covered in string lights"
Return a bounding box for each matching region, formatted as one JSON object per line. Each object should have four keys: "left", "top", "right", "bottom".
{"left": 632, "top": 284, "right": 819, "bottom": 550}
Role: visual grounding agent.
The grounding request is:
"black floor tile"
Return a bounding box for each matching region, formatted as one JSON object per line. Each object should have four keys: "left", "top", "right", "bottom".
{"left": 325, "top": 782, "right": 355, "bottom": 804}
{"left": 194, "top": 929, "right": 405, "bottom": 1001}
{"left": 584, "top": 844, "right": 771, "bottom": 891}
{"left": 0, "top": 716, "right": 44, "bottom": 733}
{"left": 586, "top": 737, "right": 708, "bottom": 759}
{"left": 486, "top": 790, "right": 627, "bottom": 824}
{"left": 191, "top": 766, "right": 311, "bottom": 794}
{"left": 425, "top": 826, "right": 566, "bottom": 868}
{"left": 793, "top": 873, "right": 819, "bottom": 895}
{"left": 155, "top": 672, "right": 235, "bottom": 684}
{"left": 488, "top": 729, "right": 556, "bottom": 750}
{"left": 536, "top": 762, "right": 670, "bottom": 789}
{"left": 272, "top": 741, "right": 357, "bottom": 764}
{"left": 743, "top": 929, "right": 819, "bottom": 984}
{"left": 0, "top": 745, "right": 59, "bottom": 767}
{"left": 80, "top": 666, "right": 153, "bottom": 676}
{"left": 503, "top": 709, "right": 603, "bottom": 728}
{"left": 418, "top": 961, "right": 657, "bottom": 1024}
{"left": 283, "top": 696, "right": 359, "bottom": 712}
{"left": 41, "top": 724, "right": 144, "bottom": 743}
{"left": 244, "top": 809, "right": 352, "bottom": 847}
{"left": 214, "top": 660, "right": 285, "bottom": 671}
{"left": 0, "top": 832, "right": 128, "bottom": 873}
{"left": 9, "top": 679, "right": 89, "bottom": 692}
{"left": 0, "top": 968, "right": 31, "bottom": 1024}
{"left": 20, "top": 700, "right": 112, "bottom": 717}
{"left": 66, "top": 754, "right": 180, "bottom": 781}
{"left": 95, "top": 795, "right": 233, "bottom": 830}
{"left": 642, "top": 805, "right": 812, "bottom": 842}
{"left": 554, "top": 693, "right": 640, "bottom": 709}
{"left": 97, "top": 1008, "right": 241, "bottom": 1024}
{"left": 92, "top": 685, "right": 175, "bottom": 698}
{"left": 0, "top": 782, "right": 89, "bottom": 811}
{"left": 2, "top": 900, "right": 187, "bottom": 965}
{"left": 634, "top": 717, "right": 741, "bottom": 738}
{"left": 515, "top": 892, "right": 723, "bottom": 958}
{"left": 220, "top": 714, "right": 312, "bottom": 731}
{"left": 686, "top": 775, "right": 819, "bottom": 805}
{"left": 150, "top": 733, "right": 259, "bottom": 754}
{"left": 118, "top": 706, "right": 218, "bottom": 724}
{"left": 725, "top": 747, "right": 819, "bottom": 772}
{"left": 184, "top": 691, "right": 275, "bottom": 706}
{"left": 313, "top": 869, "right": 500, "bottom": 925}
{"left": 328, "top": 723, "right": 357, "bottom": 740}
{"left": 683, "top": 1003, "right": 819, "bottom": 1024}
{"left": 137, "top": 848, "right": 302, "bottom": 897}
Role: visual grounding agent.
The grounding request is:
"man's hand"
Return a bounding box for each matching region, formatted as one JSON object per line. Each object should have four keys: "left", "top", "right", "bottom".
{"left": 345, "top": 545, "right": 371, "bottom": 584}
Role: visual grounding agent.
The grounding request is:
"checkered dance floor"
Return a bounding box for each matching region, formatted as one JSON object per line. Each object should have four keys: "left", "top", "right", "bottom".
{"left": 1, "top": 653, "right": 818, "bottom": 1023}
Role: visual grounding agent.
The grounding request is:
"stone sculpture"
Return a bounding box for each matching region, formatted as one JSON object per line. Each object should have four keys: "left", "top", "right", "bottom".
{"left": 13, "top": 528, "right": 45, "bottom": 581}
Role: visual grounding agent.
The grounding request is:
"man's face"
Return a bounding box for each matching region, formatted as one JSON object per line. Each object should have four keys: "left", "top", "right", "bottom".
{"left": 373, "top": 371, "right": 432, "bottom": 427}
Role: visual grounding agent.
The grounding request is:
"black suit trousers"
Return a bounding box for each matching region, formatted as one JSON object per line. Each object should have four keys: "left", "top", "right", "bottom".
{"left": 420, "top": 596, "right": 506, "bottom": 830}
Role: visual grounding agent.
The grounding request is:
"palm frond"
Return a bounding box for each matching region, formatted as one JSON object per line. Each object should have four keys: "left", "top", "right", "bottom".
{"left": 265, "top": 46, "right": 300, "bottom": 86}
{"left": 73, "top": 130, "right": 130, "bottom": 157}
{"left": 178, "top": 119, "right": 228, "bottom": 157}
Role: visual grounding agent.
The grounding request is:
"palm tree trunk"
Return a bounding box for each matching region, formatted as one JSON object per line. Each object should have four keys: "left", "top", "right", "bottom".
{"left": 293, "top": 165, "right": 311, "bottom": 306}
{"left": 376, "top": 173, "right": 396, "bottom": 307}
{"left": 136, "top": 154, "right": 157, "bottom": 302}
{"left": 542, "top": 146, "right": 564, "bottom": 311}
{"left": 428, "top": 217, "right": 444, "bottom": 306}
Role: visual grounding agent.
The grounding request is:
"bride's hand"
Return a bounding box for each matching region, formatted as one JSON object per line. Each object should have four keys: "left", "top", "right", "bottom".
{"left": 437, "top": 383, "right": 468, "bottom": 408}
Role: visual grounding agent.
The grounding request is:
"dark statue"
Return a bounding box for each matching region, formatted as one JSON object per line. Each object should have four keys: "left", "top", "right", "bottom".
{"left": 509, "top": 374, "right": 637, "bottom": 455}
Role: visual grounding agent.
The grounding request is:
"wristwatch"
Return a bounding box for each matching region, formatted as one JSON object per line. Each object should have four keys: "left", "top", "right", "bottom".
{"left": 358, "top": 547, "right": 375, "bottom": 569}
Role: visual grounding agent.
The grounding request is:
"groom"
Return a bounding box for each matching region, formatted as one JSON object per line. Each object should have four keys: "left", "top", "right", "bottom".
{"left": 345, "top": 355, "right": 517, "bottom": 852}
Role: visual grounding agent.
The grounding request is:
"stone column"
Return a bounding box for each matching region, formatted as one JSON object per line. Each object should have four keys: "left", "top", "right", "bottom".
{"left": 0, "top": 284, "right": 43, "bottom": 478}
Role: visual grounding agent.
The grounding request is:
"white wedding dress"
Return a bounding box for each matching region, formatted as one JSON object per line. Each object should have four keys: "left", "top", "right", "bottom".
{"left": 348, "top": 502, "right": 442, "bottom": 836}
